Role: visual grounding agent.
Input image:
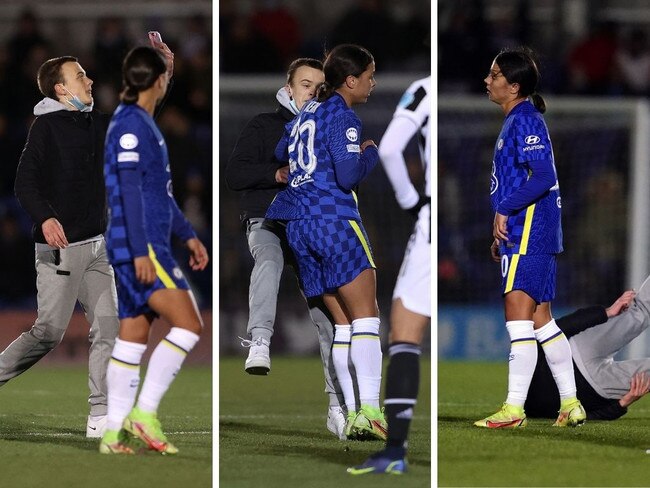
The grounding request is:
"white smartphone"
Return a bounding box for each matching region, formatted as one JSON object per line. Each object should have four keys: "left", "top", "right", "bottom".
{"left": 148, "top": 31, "right": 163, "bottom": 46}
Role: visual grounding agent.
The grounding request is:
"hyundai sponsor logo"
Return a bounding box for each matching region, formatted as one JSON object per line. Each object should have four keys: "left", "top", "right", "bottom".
{"left": 525, "top": 135, "right": 540, "bottom": 144}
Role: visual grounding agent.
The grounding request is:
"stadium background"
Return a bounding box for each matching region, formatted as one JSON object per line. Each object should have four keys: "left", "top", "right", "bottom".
{"left": 439, "top": 0, "right": 650, "bottom": 361}
{"left": 0, "top": 0, "right": 212, "bottom": 364}
{"left": 218, "top": 0, "right": 431, "bottom": 356}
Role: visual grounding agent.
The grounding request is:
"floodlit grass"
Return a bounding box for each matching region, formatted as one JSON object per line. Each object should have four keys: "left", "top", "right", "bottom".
{"left": 219, "top": 356, "right": 431, "bottom": 488}
{"left": 0, "top": 365, "right": 211, "bottom": 488}
{"left": 439, "top": 361, "right": 650, "bottom": 487}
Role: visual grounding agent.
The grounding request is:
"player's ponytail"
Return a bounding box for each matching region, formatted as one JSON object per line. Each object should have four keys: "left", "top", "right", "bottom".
{"left": 120, "top": 46, "right": 167, "bottom": 104}
{"left": 317, "top": 44, "right": 374, "bottom": 102}
{"left": 495, "top": 46, "right": 546, "bottom": 113}
{"left": 530, "top": 92, "right": 547, "bottom": 114}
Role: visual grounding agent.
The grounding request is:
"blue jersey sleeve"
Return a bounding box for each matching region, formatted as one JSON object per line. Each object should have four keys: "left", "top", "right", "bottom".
{"left": 497, "top": 114, "right": 558, "bottom": 215}
{"left": 170, "top": 196, "right": 196, "bottom": 242}
{"left": 329, "top": 113, "right": 377, "bottom": 190}
{"left": 115, "top": 120, "right": 151, "bottom": 258}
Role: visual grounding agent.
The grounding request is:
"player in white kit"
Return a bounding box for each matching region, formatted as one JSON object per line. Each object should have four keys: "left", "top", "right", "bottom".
{"left": 349, "top": 76, "right": 431, "bottom": 475}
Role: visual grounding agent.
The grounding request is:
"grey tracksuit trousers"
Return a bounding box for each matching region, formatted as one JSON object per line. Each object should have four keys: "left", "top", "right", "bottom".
{"left": 571, "top": 274, "right": 650, "bottom": 399}
{"left": 0, "top": 238, "right": 119, "bottom": 416}
{"left": 246, "top": 218, "right": 343, "bottom": 407}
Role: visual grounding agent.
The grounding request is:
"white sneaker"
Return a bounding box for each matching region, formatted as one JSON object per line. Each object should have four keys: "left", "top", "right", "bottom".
{"left": 86, "top": 414, "right": 107, "bottom": 438}
{"left": 239, "top": 337, "right": 271, "bottom": 375}
{"left": 326, "top": 406, "right": 347, "bottom": 440}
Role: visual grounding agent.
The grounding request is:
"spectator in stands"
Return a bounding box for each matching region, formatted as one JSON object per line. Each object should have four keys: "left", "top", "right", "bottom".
{"left": 567, "top": 21, "right": 619, "bottom": 95}
{"left": 330, "top": 0, "right": 395, "bottom": 67}
{"left": 613, "top": 28, "right": 650, "bottom": 96}
{"left": 250, "top": 0, "right": 301, "bottom": 66}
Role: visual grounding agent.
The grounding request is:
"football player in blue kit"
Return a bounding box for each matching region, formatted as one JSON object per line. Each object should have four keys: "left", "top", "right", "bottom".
{"left": 475, "top": 47, "right": 586, "bottom": 428}
{"left": 266, "top": 44, "right": 388, "bottom": 440}
{"left": 99, "top": 46, "right": 209, "bottom": 454}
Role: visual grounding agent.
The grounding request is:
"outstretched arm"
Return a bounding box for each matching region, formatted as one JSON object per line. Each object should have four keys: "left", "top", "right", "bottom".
{"left": 556, "top": 290, "right": 635, "bottom": 339}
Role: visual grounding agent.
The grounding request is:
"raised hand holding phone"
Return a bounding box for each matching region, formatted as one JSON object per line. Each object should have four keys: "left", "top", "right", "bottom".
{"left": 148, "top": 31, "right": 174, "bottom": 78}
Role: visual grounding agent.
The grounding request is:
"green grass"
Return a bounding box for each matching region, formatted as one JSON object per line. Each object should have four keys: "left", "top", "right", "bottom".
{"left": 0, "top": 364, "right": 211, "bottom": 488}
{"left": 219, "top": 356, "right": 431, "bottom": 488}
{"left": 439, "top": 361, "right": 650, "bottom": 487}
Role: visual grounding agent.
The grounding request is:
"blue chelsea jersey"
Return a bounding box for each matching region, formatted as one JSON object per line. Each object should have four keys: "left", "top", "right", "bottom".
{"left": 490, "top": 100, "right": 563, "bottom": 255}
{"left": 104, "top": 103, "right": 194, "bottom": 264}
{"left": 266, "top": 93, "right": 363, "bottom": 221}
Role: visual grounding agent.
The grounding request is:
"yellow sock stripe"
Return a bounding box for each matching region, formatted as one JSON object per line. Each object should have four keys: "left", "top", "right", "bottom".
{"left": 332, "top": 344, "right": 350, "bottom": 348}
{"left": 110, "top": 357, "right": 139, "bottom": 370}
{"left": 511, "top": 340, "right": 537, "bottom": 345}
{"left": 162, "top": 338, "right": 188, "bottom": 355}
{"left": 540, "top": 331, "right": 566, "bottom": 347}
{"left": 519, "top": 204, "right": 536, "bottom": 255}
{"left": 147, "top": 244, "right": 177, "bottom": 289}
{"left": 347, "top": 220, "right": 376, "bottom": 268}
{"left": 352, "top": 334, "right": 380, "bottom": 340}
{"left": 505, "top": 254, "right": 520, "bottom": 293}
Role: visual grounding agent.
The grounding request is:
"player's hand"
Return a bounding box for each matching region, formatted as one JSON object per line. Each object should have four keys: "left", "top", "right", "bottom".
{"left": 186, "top": 237, "right": 209, "bottom": 271}
{"left": 493, "top": 212, "right": 509, "bottom": 242}
{"left": 134, "top": 256, "right": 156, "bottom": 284}
{"left": 606, "top": 289, "right": 636, "bottom": 317}
{"left": 490, "top": 239, "right": 501, "bottom": 262}
{"left": 405, "top": 195, "right": 430, "bottom": 219}
{"left": 619, "top": 372, "right": 650, "bottom": 408}
{"left": 42, "top": 217, "right": 69, "bottom": 249}
{"left": 360, "top": 139, "right": 376, "bottom": 152}
{"left": 275, "top": 165, "right": 289, "bottom": 184}
{"left": 152, "top": 40, "right": 174, "bottom": 78}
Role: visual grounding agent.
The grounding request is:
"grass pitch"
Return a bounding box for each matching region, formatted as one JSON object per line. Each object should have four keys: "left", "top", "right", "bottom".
{"left": 0, "top": 365, "right": 211, "bottom": 488}
{"left": 219, "top": 356, "right": 431, "bottom": 488}
{"left": 439, "top": 361, "right": 650, "bottom": 487}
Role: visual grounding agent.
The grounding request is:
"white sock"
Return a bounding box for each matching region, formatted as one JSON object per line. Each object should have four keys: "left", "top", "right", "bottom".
{"left": 106, "top": 338, "right": 147, "bottom": 431}
{"left": 505, "top": 320, "right": 537, "bottom": 407}
{"left": 535, "top": 319, "right": 577, "bottom": 401}
{"left": 350, "top": 317, "right": 382, "bottom": 408}
{"left": 136, "top": 327, "right": 200, "bottom": 413}
{"left": 332, "top": 324, "right": 356, "bottom": 413}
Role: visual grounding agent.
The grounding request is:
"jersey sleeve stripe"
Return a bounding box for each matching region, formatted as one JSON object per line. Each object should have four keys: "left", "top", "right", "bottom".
{"left": 405, "top": 86, "right": 426, "bottom": 112}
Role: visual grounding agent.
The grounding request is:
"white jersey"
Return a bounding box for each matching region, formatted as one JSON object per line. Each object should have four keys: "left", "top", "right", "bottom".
{"left": 378, "top": 76, "right": 431, "bottom": 209}
{"left": 379, "top": 76, "right": 431, "bottom": 317}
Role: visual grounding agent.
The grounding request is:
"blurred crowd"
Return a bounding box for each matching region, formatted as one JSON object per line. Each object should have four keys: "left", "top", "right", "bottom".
{"left": 440, "top": 1, "right": 650, "bottom": 97}
{"left": 0, "top": 9, "right": 212, "bottom": 307}
{"left": 219, "top": 0, "right": 430, "bottom": 73}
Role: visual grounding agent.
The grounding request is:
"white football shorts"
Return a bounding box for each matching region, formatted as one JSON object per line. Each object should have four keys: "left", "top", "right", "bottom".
{"left": 392, "top": 203, "right": 431, "bottom": 317}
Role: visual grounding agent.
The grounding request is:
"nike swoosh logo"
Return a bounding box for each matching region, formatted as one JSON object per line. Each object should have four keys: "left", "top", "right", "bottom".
{"left": 88, "top": 426, "right": 97, "bottom": 430}
{"left": 370, "top": 419, "right": 387, "bottom": 436}
{"left": 485, "top": 419, "right": 522, "bottom": 428}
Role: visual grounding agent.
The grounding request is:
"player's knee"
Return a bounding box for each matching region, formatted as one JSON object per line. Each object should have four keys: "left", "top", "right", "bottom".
{"left": 29, "top": 324, "right": 66, "bottom": 349}
{"left": 251, "top": 242, "right": 283, "bottom": 263}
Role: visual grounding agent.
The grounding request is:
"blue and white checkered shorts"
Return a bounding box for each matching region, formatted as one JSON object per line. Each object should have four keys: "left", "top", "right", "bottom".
{"left": 287, "top": 218, "right": 376, "bottom": 297}
{"left": 113, "top": 244, "right": 189, "bottom": 319}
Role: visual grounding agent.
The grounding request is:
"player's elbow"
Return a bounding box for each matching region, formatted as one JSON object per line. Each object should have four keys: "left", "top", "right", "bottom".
{"left": 378, "top": 140, "right": 399, "bottom": 163}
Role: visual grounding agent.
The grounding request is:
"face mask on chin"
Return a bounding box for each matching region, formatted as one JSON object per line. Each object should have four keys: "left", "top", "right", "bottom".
{"left": 62, "top": 86, "right": 93, "bottom": 112}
